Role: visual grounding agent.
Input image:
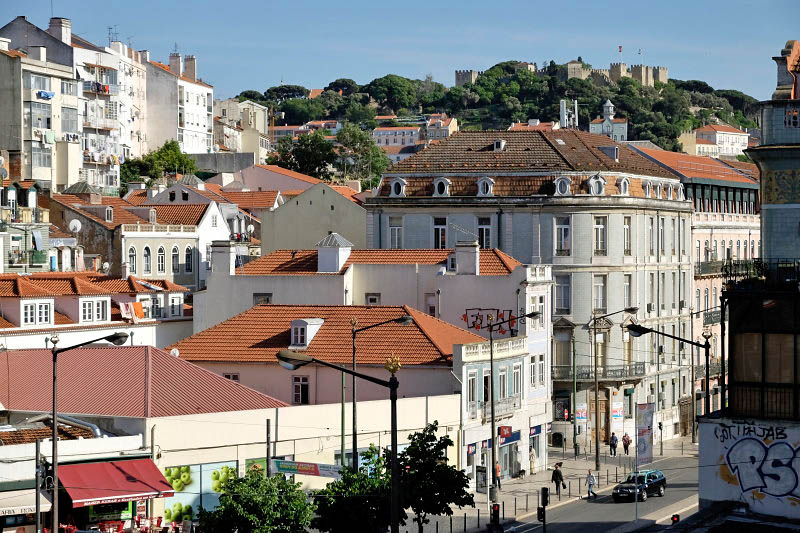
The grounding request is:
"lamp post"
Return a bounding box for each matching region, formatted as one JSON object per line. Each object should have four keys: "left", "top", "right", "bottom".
{"left": 277, "top": 349, "right": 402, "bottom": 533}
{"left": 486, "top": 310, "right": 540, "bottom": 502}
{"left": 626, "top": 324, "right": 712, "bottom": 414}
{"left": 589, "top": 307, "right": 638, "bottom": 471}
{"left": 49, "top": 331, "right": 129, "bottom": 533}
{"left": 351, "top": 315, "right": 413, "bottom": 468}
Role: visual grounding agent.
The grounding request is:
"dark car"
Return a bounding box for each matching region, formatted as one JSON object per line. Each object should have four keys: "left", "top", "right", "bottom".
{"left": 612, "top": 470, "right": 666, "bottom": 502}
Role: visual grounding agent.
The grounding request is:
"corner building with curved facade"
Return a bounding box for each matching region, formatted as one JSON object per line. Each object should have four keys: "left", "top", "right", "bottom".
{"left": 365, "top": 130, "right": 694, "bottom": 448}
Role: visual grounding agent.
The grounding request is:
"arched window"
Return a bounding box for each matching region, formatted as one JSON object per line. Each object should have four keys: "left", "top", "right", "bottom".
{"left": 157, "top": 246, "right": 165, "bottom": 273}
{"left": 128, "top": 247, "right": 137, "bottom": 274}
{"left": 171, "top": 246, "right": 179, "bottom": 273}
{"left": 704, "top": 288, "right": 709, "bottom": 311}
{"left": 588, "top": 175, "right": 605, "bottom": 195}
{"left": 185, "top": 246, "right": 193, "bottom": 273}
{"left": 477, "top": 177, "right": 494, "bottom": 197}
{"left": 736, "top": 240, "right": 741, "bottom": 259}
{"left": 143, "top": 247, "right": 151, "bottom": 274}
{"left": 617, "top": 177, "right": 629, "bottom": 196}
{"left": 433, "top": 177, "right": 451, "bottom": 197}
{"left": 695, "top": 289, "right": 700, "bottom": 312}
{"left": 554, "top": 177, "right": 572, "bottom": 196}
{"left": 644, "top": 182, "right": 652, "bottom": 198}
{"left": 390, "top": 178, "right": 407, "bottom": 198}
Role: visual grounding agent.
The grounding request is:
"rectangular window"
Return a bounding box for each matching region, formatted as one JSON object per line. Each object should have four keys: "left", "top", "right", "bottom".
{"left": 624, "top": 274, "right": 633, "bottom": 308}
{"left": 530, "top": 355, "right": 536, "bottom": 386}
{"left": 478, "top": 217, "right": 491, "bottom": 249}
{"left": 499, "top": 368, "right": 507, "bottom": 398}
{"left": 433, "top": 217, "right": 446, "bottom": 249}
{"left": 555, "top": 216, "right": 571, "bottom": 256}
{"left": 95, "top": 300, "right": 107, "bottom": 321}
{"left": 592, "top": 275, "right": 607, "bottom": 313}
{"left": 61, "top": 107, "right": 78, "bottom": 133}
{"left": 649, "top": 273, "right": 655, "bottom": 308}
{"left": 170, "top": 297, "right": 181, "bottom": 316}
{"left": 24, "top": 72, "right": 51, "bottom": 91}
{"left": 365, "top": 293, "right": 381, "bottom": 306}
{"left": 679, "top": 219, "right": 686, "bottom": 255}
{"left": 659, "top": 218, "right": 665, "bottom": 255}
{"left": 389, "top": 216, "right": 403, "bottom": 249}
{"left": 512, "top": 364, "right": 521, "bottom": 396}
{"left": 104, "top": 101, "right": 118, "bottom": 120}
{"left": 32, "top": 145, "right": 52, "bottom": 168}
{"left": 623, "top": 216, "right": 632, "bottom": 255}
{"left": 23, "top": 304, "right": 35, "bottom": 325}
{"left": 37, "top": 303, "right": 50, "bottom": 324}
{"left": 671, "top": 272, "right": 677, "bottom": 309}
{"left": 253, "top": 293, "right": 273, "bottom": 305}
{"left": 292, "top": 376, "right": 310, "bottom": 404}
{"left": 537, "top": 354, "right": 545, "bottom": 385}
{"left": 554, "top": 275, "right": 571, "bottom": 314}
{"left": 670, "top": 218, "right": 676, "bottom": 255}
{"left": 151, "top": 297, "right": 161, "bottom": 319}
{"left": 648, "top": 217, "right": 655, "bottom": 255}
{"left": 223, "top": 373, "right": 240, "bottom": 382}
{"left": 483, "top": 371, "right": 490, "bottom": 402}
{"left": 61, "top": 79, "right": 77, "bottom": 96}
{"left": 211, "top": 215, "right": 218, "bottom": 227}
{"left": 292, "top": 326, "right": 306, "bottom": 345}
{"left": 467, "top": 372, "right": 477, "bottom": 403}
{"left": 29, "top": 102, "right": 52, "bottom": 129}
{"left": 81, "top": 301, "right": 93, "bottom": 322}
{"left": 593, "top": 216, "right": 607, "bottom": 255}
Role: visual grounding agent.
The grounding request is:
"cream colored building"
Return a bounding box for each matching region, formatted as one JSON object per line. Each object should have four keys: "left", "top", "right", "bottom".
{"left": 426, "top": 114, "right": 458, "bottom": 139}
{"left": 214, "top": 98, "right": 270, "bottom": 163}
{"left": 678, "top": 131, "right": 720, "bottom": 158}
{"left": 694, "top": 124, "right": 749, "bottom": 158}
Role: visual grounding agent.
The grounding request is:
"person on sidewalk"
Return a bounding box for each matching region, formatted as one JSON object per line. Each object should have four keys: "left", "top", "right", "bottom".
{"left": 495, "top": 461, "right": 502, "bottom": 489}
{"left": 609, "top": 432, "right": 618, "bottom": 457}
{"left": 622, "top": 433, "right": 631, "bottom": 455}
{"left": 585, "top": 470, "right": 597, "bottom": 500}
{"left": 551, "top": 463, "right": 565, "bottom": 497}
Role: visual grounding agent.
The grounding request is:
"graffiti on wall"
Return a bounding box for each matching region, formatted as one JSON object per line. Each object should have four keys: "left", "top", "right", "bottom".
{"left": 461, "top": 308, "right": 517, "bottom": 335}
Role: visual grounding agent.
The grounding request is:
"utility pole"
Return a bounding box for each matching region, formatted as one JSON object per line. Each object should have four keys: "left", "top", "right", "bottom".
{"left": 572, "top": 337, "right": 578, "bottom": 458}
{"left": 266, "top": 419, "right": 271, "bottom": 476}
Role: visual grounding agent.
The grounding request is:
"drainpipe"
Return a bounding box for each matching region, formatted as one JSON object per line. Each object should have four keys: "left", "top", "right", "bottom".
{"left": 496, "top": 207, "right": 503, "bottom": 251}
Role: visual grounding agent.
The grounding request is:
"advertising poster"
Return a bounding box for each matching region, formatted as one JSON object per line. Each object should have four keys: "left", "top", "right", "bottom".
{"left": 576, "top": 403, "right": 587, "bottom": 421}
{"left": 611, "top": 401, "right": 624, "bottom": 434}
{"left": 162, "top": 461, "right": 238, "bottom": 521}
{"left": 88, "top": 501, "right": 133, "bottom": 522}
{"left": 270, "top": 460, "right": 342, "bottom": 479}
{"left": 636, "top": 403, "right": 655, "bottom": 465}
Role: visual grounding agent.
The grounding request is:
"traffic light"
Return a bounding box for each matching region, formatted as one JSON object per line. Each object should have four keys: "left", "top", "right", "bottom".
{"left": 491, "top": 503, "right": 500, "bottom": 524}
{"left": 537, "top": 506, "right": 545, "bottom": 522}
{"left": 541, "top": 486, "right": 550, "bottom": 506}
{"left": 671, "top": 514, "right": 680, "bottom": 524}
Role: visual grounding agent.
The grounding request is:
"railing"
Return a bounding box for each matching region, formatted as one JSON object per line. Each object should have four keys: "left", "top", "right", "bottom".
{"left": 724, "top": 259, "right": 800, "bottom": 288}
{"left": 594, "top": 249, "right": 607, "bottom": 256}
{"left": 555, "top": 248, "right": 570, "bottom": 257}
{"left": 83, "top": 115, "right": 117, "bottom": 130}
{"left": 121, "top": 224, "right": 197, "bottom": 233}
{"left": 29, "top": 250, "right": 47, "bottom": 265}
{"left": 82, "top": 81, "right": 120, "bottom": 95}
{"left": 474, "top": 395, "right": 522, "bottom": 419}
{"left": 696, "top": 361, "right": 723, "bottom": 378}
{"left": 0, "top": 206, "right": 49, "bottom": 224}
{"left": 8, "top": 250, "right": 47, "bottom": 266}
{"left": 230, "top": 233, "right": 251, "bottom": 243}
{"left": 461, "top": 337, "right": 527, "bottom": 361}
{"left": 552, "top": 362, "right": 647, "bottom": 381}
{"left": 729, "top": 383, "right": 795, "bottom": 420}
{"left": 695, "top": 261, "right": 724, "bottom": 276}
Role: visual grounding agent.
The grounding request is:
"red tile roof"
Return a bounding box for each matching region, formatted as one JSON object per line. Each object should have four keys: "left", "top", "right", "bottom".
{"left": 0, "top": 346, "right": 285, "bottom": 417}
{"left": 694, "top": 124, "right": 747, "bottom": 135}
{"left": 719, "top": 159, "right": 761, "bottom": 180}
{"left": 590, "top": 117, "right": 628, "bottom": 124}
{"left": 508, "top": 122, "right": 557, "bottom": 131}
{"left": 375, "top": 115, "right": 397, "bottom": 120}
{"left": 124, "top": 189, "right": 149, "bottom": 205}
{"left": 171, "top": 305, "right": 483, "bottom": 366}
{"left": 374, "top": 127, "right": 420, "bottom": 132}
{"left": 253, "top": 165, "right": 321, "bottom": 184}
{"left": 308, "top": 89, "right": 324, "bottom": 99}
{"left": 636, "top": 148, "right": 759, "bottom": 185}
{"left": 239, "top": 249, "right": 522, "bottom": 276}
{"left": 150, "top": 204, "right": 209, "bottom": 225}
{"left": 212, "top": 191, "right": 279, "bottom": 209}
{"left": 0, "top": 425, "right": 95, "bottom": 445}
{"left": 50, "top": 194, "right": 146, "bottom": 230}
{"left": 0, "top": 272, "right": 188, "bottom": 297}
{"left": 48, "top": 224, "right": 72, "bottom": 239}
{"left": 330, "top": 185, "right": 362, "bottom": 204}
{"left": 695, "top": 138, "right": 716, "bottom": 145}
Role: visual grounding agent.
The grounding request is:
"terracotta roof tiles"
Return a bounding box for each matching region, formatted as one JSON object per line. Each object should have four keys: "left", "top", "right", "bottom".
{"left": 212, "top": 191, "right": 279, "bottom": 209}
{"left": 124, "top": 189, "right": 149, "bottom": 206}
{"left": 50, "top": 194, "right": 147, "bottom": 230}
{"left": 636, "top": 148, "right": 759, "bottom": 185}
{"left": 694, "top": 124, "right": 747, "bottom": 135}
{"left": 0, "top": 273, "right": 188, "bottom": 297}
{"left": 254, "top": 165, "right": 321, "bottom": 184}
{"left": 0, "top": 426, "right": 95, "bottom": 445}
{"left": 150, "top": 204, "right": 208, "bottom": 225}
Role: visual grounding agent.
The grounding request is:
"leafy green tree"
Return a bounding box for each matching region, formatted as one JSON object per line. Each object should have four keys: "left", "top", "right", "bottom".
{"left": 280, "top": 98, "right": 326, "bottom": 124}
{"left": 237, "top": 89, "right": 267, "bottom": 103}
{"left": 265, "top": 84, "right": 309, "bottom": 103}
{"left": 317, "top": 90, "right": 346, "bottom": 117}
{"left": 119, "top": 140, "right": 197, "bottom": 194}
{"left": 312, "top": 446, "right": 401, "bottom": 533}
{"left": 343, "top": 101, "right": 377, "bottom": 128}
{"left": 325, "top": 78, "right": 360, "bottom": 96}
{"left": 364, "top": 74, "right": 417, "bottom": 112}
{"left": 267, "top": 130, "right": 336, "bottom": 180}
{"left": 399, "top": 422, "right": 474, "bottom": 533}
{"left": 335, "top": 122, "right": 389, "bottom": 188}
{"left": 198, "top": 469, "right": 314, "bottom": 533}
{"left": 671, "top": 79, "right": 715, "bottom": 94}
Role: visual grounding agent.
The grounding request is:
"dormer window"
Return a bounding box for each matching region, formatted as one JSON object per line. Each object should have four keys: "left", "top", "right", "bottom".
{"left": 149, "top": 209, "right": 157, "bottom": 223}
{"left": 433, "top": 177, "right": 451, "bottom": 197}
{"left": 554, "top": 177, "right": 572, "bottom": 196}
{"left": 656, "top": 184, "right": 663, "bottom": 199}
{"left": 105, "top": 207, "right": 113, "bottom": 222}
{"left": 182, "top": 191, "right": 189, "bottom": 201}
{"left": 169, "top": 191, "right": 176, "bottom": 202}
{"left": 292, "top": 326, "right": 306, "bottom": 345}
{"left": 644, "top": 182, "right": 652, "bottom": 198}
{"left": 477, "top": 177, "right": 494, "bottom": 197}
{"left": 289, "top": 318, "right": 324, "bottom": 349}
{"left": 390, "top": 178, "right": 407, "bottom": 198}
{"left": 588, "top": 175, "right": 606, "bottom": 195}
{"left": 493, "top": 139, "right": 507, "bottom": 151}
{"left": 617, "top": 177, "right": 630, "bottom": 196}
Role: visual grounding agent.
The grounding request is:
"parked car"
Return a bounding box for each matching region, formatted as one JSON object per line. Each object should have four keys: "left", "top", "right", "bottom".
{"left": 612, "top": 470, "right": 666, "bottom": 502}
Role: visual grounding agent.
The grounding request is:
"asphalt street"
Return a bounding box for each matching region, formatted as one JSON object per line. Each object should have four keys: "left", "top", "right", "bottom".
{"left": 506, "top": 454, "right": 699, "bottom": 533}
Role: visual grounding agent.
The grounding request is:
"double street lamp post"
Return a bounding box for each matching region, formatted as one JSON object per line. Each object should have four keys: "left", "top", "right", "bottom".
{"left": 277, "top": 349, "right": 403, "bottom": 533}
{"left": 48, "top": 332, "right": 129, "bottom": 533}
{"left": 588, "top": 307, "right": 638, "bottom": 471}
{"left": 351, "top": 315, "right": 413, "bottom": 468}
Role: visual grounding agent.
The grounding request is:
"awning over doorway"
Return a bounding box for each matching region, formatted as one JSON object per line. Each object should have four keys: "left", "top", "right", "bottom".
{"left": 0, "top": 488, "right": 51, "bottom": 515}
{"left": 59, "top": 458, "right": 173, "bottom": 508}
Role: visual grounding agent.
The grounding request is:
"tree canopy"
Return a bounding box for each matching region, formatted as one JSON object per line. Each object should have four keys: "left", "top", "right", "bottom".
{"left": 119, "top": 140, "right": 197, "bottom": 194}
{"left": 267, "top": 131, "right": 336, "bottom": 180}
{"left": 335, "top": 122, "right": 390, "bottom": 189}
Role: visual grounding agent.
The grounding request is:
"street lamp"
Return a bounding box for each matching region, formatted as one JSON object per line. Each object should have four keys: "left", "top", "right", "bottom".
{"left": 589, "top": 307, "right": 638, "bottom": 471}
{"left": 49, "top": 331, "right": 129, "bottom": 533}
{"left": 626, "top": 324, "right": 713, "bottom": 415}
{"left": 277, "top": 349, "right": 402, "bottom": 533}
{"left": 351, "top": 315, "right": 413, "bottom": 468}
{"left": 485, "top": 310, "right": 540, "bottom": 503}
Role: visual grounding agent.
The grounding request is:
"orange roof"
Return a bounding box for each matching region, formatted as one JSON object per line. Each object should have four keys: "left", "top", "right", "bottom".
{"left": 330, "top": 185, "right": 362, "bottom": 204}
{"left": 254, "top": 165, "right": 322, "bottom": 184}
{"left": 375, "top": 115, "right": 397, "bottom": 120}
{"left": 49, "top": 224, "right": 72, "bottom": 239}
{"left": 150, "top": 204, "right": 208, "bottom": 225}
{"left": 590, "top": 117, "right": 628, "bottom": 124}
{"left": 428, "top": 118, "right": 453, "bottom": 128}
{"left": 171, "top": 305, "right": 483, "bottom": 366}
{"left": 0, "top": 49, "right": 26, "bottom": 59}
{"left": 694, "top": 124, "right": 747, "bottom": 135}
{"left": 124, "top": 189, "right": 149, "bottom": 205}
{"left": 0, "top": 272, "right": 188, "bottom": 298}
{"left": 637, "top": 148, "right": 759, "bottom": 185}
{"left": 374, "top": 127, "right": 420, "bottom": 132}
{"left": 214, "top": 191, "right": 279, "bottom": 209}
{"left": 695, "top": 138, "right": 716, "bottom": 145}
{"left": 239, "top": 248, "right": 522, "bottom": 276}
{"left": 50, "top": 194, "right": 147, "bottom": 230}
{"left": 308, "top": 89, "right": 324, "bottom": 99}
{"left": 508, "top": 122, "right": 557, "bottom": 131}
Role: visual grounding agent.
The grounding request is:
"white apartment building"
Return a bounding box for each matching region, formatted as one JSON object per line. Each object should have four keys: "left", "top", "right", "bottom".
{"left": 589, "top": 100, "right": 628, "bottom": 142}
{"left": 214, "top": 98, "right": 270, "bottom": 163}
{"left": 372, "top": 126, "right": 420, "bottom": 146}
{"left": 147, "top": 53, "right": 213, "bottom": 154}
{"left": 694, "top": 124, "right": 749, "bottom": 158}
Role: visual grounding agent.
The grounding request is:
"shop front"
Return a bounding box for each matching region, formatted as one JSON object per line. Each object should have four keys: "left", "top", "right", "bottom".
{"left": 0, "top": 488, "right": 51, "bottom": 533}
{"left": 55, "top": 458, "right": 173, "bottom": 531}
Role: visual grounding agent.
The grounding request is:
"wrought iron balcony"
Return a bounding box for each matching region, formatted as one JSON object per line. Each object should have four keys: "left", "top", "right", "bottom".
{"left": 552, "top": 362, "right": 646, "bottom": 381}
{"left": 555, "top": 248, "right": 570, "bottom": 257}
{"left": 695, "top": 261, "right": 724, "bottom": 276}
{"left": 468, "top": 395, "right": 523, "bottom": 419}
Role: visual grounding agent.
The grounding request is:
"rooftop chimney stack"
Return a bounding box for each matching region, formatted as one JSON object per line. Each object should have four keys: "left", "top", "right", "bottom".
{"left": 455, "top": 240, "right": 480, "bottom": 275}
{"left": 183, "top": 55, "right": 197, "bottom": 81}
{"left": 168, "top": 52, "right": 182, "bottom": 76}
{"left": 47, "top": 17, "right": 71, "bottom": 45}
{"left": 0, "top": 38, "right": 9, "bottom": 52}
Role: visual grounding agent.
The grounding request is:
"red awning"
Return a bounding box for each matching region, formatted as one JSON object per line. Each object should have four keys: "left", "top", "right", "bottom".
{"left": 59, "top": 458, "right": 174, "bottom": 508}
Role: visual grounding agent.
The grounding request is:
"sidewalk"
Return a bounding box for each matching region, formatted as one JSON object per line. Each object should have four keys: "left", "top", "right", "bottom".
{"left": 415, "top": 435, "right": 698, "bottom": 533}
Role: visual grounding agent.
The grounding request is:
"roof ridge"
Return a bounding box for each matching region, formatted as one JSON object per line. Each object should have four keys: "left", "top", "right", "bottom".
{"left": 538, "top": 131, "right": 576, "bottom": 170}
{"left": 492, "top": 249, "right": 522, "bottom": 273}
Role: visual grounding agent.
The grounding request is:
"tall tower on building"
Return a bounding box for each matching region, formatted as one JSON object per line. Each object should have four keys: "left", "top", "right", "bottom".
{"left": 602, "top": 99, "right": 615, "bottom": 121}
{"left": 746, "top": 40, "right": 800, "bottom": 259}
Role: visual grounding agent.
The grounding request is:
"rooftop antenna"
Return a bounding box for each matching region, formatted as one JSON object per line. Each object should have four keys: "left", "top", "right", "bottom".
{"left": 448, "top": 222, "right": 478, "bottom": 241}
{"left": 173, "top": 42, "right": 179, "bottom": 54}
{"left": 107, "top": 25, "right": 119, "bottom": 46}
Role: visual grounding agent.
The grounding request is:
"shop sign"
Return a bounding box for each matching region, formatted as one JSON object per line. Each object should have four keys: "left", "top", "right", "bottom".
{"left": 467, "top": 443, "right": 477, "bottom": 456}
{"left": 530, "top": 425, "right": 542, "bottom": 436}
{"left": 546, "top": 423, "right": 552, "bottom": 433}
{"left": 611, "top": 402, "right": 624, "bottom": 419}
{"left": 498, "top": 430, "right": 521, "bottom": 446}
{"left": 498, "top": 426, "right": 512, "bottom": 438}
{"left": 270, "top": 460, "right": 341, "bottom": 479}
{"left": 481, "top": 440, "right": 488, "bottom": 449}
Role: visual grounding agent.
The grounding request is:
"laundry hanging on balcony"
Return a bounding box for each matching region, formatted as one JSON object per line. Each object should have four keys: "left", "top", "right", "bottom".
{"left": 32, "top": 231, "right": 43, "bottom": 250}
{"left": 36, "top": 90, "right": 54, "bottom": 100}
{"left": 44, "top": 130, "right": 56, "bottom": 144}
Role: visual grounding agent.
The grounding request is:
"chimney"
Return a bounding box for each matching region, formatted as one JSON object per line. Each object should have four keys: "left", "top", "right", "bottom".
{"left": 28, "top": 46, "right": 46, "bottom": 63}
{"left": 139, "top": 50, "right": 150, "bottom": 62}
{"left": 0, "top": 38, "right": 9, "bottom": 52}
{"left": 455, "top": 240, "right": 480, "bottom": 275}
{"left": 344, "top": 179, "right": 361, "bottom": 193}
{"left": 598, "top": 146, "right": 620, "bottom": 163}
{"left": 210, "top": 240, "right": 236, "bottom": 275}
{"left": 183, "top": 55, "right": 197, "bottom": 81}
{"left": 528, "top": 119, "right": 540, "bottom": 126}
{"left": 316, "top": 233, "right": 353, "bottom": 273}
{"left": 168, "top": 52, "right": 182, "bottom": 76}
{"left": 47, "top": 17, "right": 71, "bottom": 45}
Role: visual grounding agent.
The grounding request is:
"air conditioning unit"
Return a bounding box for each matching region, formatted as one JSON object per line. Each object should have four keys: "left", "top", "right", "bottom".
{"left": 647, "top": 303, "right": 655, "bottom": 313}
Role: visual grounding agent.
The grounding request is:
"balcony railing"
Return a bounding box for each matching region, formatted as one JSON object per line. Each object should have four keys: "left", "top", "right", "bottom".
{"left": 8, "top": 249, "right": 48, "bottom": 267}
{"left": 121, "top": 224, "right": 197, "bottom": 233}
{"left": 552, "top": 362, "right": 647, "bottom": 381}
{"left": 724, "top": 259, "right": 800, "bottom": 289}
{"left": 696, "top": 361, "right": 723, "bottom": 378}
{"left": 83, "top": 115, "right": 117, "bottom": 130}
{"left": 594, "top": 248, "right": 607, "bottom": 256}
{"left": 82, "top": 81, "right": 120, "bottom": 95}
{"left": 0, "top": 206, "right": 49, "bottom": 224}
{"left": 555, "top": 248, "right": 570, "bottom": 257}
{"left": 695, "top": 261, "right": 724, "bottom": 276}
{"left": 230, "top": 233, "right": 251, "bottom": 243}
{"left": 469, "top": 395, "right": 522, "bottom": 419}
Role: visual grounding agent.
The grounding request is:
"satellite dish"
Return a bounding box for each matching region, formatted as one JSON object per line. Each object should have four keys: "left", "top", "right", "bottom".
{"left": 170, "top": 348, "right": 180, "bottom": 358}
{"left": 247, "top": 224, "right": 255, "bottom": 234}
{"left": 101, "top": 262, "right": 110, "bottom": 273}
{"left": 68, "top": 219, "right": 82, "bottom": 233}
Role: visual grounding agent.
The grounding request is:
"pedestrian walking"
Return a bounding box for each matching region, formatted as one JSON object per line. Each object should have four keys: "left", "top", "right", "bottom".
{"left": 495, "top": 461, "right": 502, "bottom": 489}
{"left": 551, "top": 462, "right": 565, "bottom": 497}
{"left": 609, "top": 432, "right": 618, "bottom": 457}
{"left": 622, "top": 433, "right": 631, "bottom": 455}
{"left": 585, "top": 470, "right": 597, "bottom": 500}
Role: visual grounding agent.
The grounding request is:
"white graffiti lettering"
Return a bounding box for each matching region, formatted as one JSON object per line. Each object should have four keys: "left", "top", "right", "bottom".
{"left": 726, "top": 438, "right": 800, "bottom": 497}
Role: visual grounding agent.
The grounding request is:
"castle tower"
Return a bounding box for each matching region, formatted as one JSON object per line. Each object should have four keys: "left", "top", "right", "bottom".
{"left": 609, "top": 63, "right": 628, "bottom": 83}
{"left": 454, "top": 70, "right": 481, "bottom": 87}
{"left": 653, "top": 66, "right": 669, "bottom": 84}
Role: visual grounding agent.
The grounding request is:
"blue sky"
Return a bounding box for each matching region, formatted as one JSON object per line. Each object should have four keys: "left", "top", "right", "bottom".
{"left": 6, "top": 0, "right": 795, "bottom": 100}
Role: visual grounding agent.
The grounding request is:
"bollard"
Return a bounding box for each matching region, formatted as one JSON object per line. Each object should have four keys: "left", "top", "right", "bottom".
{"left": 682, "top": 441, "right": 684, "bottom": 456}
{"left": 616, "top": 467, "right": 618, "bottom": 482}
{"left": 436, "top": 522, "right": 439, "bottom": 533}
{"left": 569, "top": 480, "right": 572, "bottom": 498}
{"left": 463, "top": 513, "right": 466, "bottom": 533}
{"left": 502, "top": 501, "right": 505, "bottom": 520}
{"left": 607, "top": 469, "right": 609, "bottom": 486}
{"left": 526, "top": 493, "right": 529, "bottom": 512}
{"left": 449, "top": 515, "right": 452, "bottom": 533}
{"left": 477, "top": 508, "right": 480, "bottom": 528}
{"left": 514, "top": 497, "right": 517, "bottom": 515}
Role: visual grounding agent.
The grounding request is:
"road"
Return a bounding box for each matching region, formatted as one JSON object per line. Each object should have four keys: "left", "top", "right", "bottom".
{"left": 505, "top": 455, "right": 698, "bottom": 533}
